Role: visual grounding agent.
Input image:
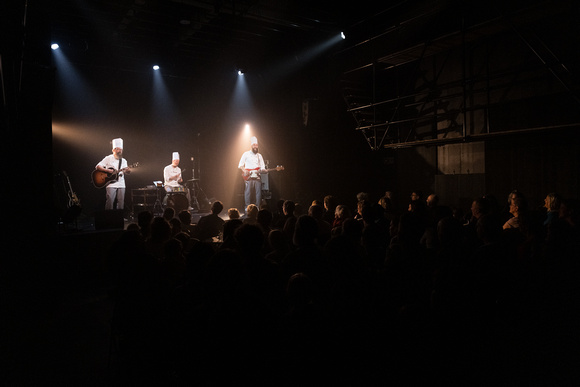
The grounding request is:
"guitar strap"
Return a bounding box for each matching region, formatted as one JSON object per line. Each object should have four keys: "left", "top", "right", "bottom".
{"left": 117, "top": 157, "right": 122, "bottom": 177}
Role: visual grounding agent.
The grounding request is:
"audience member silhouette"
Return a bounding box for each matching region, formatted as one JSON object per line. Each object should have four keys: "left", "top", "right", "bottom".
{"left": 379, "top": 195, "right": 397, "bottom": 222}
{"left": 137, "top": 210, "right": 154, "bottom": 239}
{"left": 162, "top": 206, "right": 175, "bottom": 222}
{"left": 278, "top": 272, "right": 332, "bottom": 385}
{"left": 233, "top": 223, "right": 283, "bottom": 315}
{"left": 410, "top": 190, "right": 423, "bottom": 203}
{"left": 145, "top": 216, "right": 173, "bottom": 260}
{"left": 265, "top": 229, "right": 291, "bottom": 264}
{"left": 158, "top": 237, "right": 186, "bottom": 295}
{"left": 501, "top": 189, "right": 525, "bottom": 224}
{"left": 227, "top": 207, "right": 240, "bottom": 220}
{"left": 279, "top": 200, "right": 297, "bottom": 241}
{"left": 308, "top": 203, "right": 332, "bottom": 247}
{"left": 426, "top": 193, "right": 452, "bottom": 228}
{"left": 357, "top": 191, "right": 370, "bottom": 203}
{"left": 323, "top": 194, "right": 338, "bottom": 224}
{"left": 196, "top": 200, "right": 225, "bottom": 242}
{"left": 502, "top": 196, "right": 528, "bottom": 231}
{"left": 331, "top": 204, "right": 351, "bottom": 236}
{"left": 221, "top": 218, "right": 243, "bottom": 251}
{"left": 271, "top": 199, "right": 286, "bottom": 228}
{"left": 464, "top": 197, "right": 490, "bottom": 251}
{"left": 177, "top": 209, "right": 195, "bottom": 236}
{"left": 293, "top": 202, "right": 305, "bottom": 218}
{"left": 243, "top": 203, "right": 259, "bottom": 224}
{"left": 280, "top": 215, "right": 328, "bottom": 296}
{"left": 169, "top": 217, "right": 182, "bottom": 237}
{"left": 354, "top": 199, "right": 368, "bottom": 221}
{"left": 361, "top": 203, "right": 390, "bottom": 270}
{"left": 543, "top": 192, "right": 562, "bottom": 226}
{"left": 423, "top": 193, "right": 452, "bottom": 249}
{"left": 274, "top": 199, "right": 296, "bottom": 230}
{"left": 256, "top": 208, "right": 274, "bottom": 240}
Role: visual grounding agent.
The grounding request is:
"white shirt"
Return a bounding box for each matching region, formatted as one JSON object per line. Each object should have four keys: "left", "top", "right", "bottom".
{"left": 238, "top": 150, "right": 266, "bottom": 172}
{"left": 164, "top": 164, "right": 182, "bottom": 187}
{"left": 96, "top": 154, "right": 127, "bottom": 188}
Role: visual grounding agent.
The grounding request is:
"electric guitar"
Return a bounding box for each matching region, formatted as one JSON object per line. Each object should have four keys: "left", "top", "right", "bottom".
{"left": 242, "top": 165, "right": 284, "bottom": 181}
{"left": 92, "top": 162, "right": 140, "bottom": 188}
{"left": 63, "top": 170, "right": 81, "bottom": 207}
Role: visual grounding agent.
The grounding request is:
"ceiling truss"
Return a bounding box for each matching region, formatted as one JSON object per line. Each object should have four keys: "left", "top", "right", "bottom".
{"left": 338, "top": 0, "right": 580, "bottom": 150}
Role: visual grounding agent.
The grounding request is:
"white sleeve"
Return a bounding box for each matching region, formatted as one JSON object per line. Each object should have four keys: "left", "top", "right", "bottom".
{"left": 96, "top": 155, "right": 111, "bottom": 169}
{"left": 238, "top": 152, "right": 246, "bottom": 169}
{"left": 163, "top": 165, "right": 171, "bottom": 182}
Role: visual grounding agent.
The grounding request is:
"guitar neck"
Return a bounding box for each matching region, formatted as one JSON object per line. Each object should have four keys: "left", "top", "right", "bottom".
{"left": 119, "top": 163, "right": 139, "bottom": 172}
{"left": 248, "top": 167, "right": 280, "bottom": 172}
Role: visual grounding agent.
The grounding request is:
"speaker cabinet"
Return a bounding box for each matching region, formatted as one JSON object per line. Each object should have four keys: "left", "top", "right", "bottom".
{"left": 261, "top": 174, "right": 269, "bottom": 191}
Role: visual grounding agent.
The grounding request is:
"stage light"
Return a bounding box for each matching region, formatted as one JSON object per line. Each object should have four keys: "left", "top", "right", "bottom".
{"left": 238, "top": 69, "right": 244, "bottom": 75}
{"left": 341, "top": 32, "right": 346, "bottom": 40}
{"left": 153, "top": 65, "right": 160, "bottom": 70}
{"left": 51, "top": 43, "right": 60, "bottom": 50}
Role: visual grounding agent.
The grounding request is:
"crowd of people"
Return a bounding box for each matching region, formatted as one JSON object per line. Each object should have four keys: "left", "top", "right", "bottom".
{"left": 107, "top": 190, "right": 580, "bottom": 385}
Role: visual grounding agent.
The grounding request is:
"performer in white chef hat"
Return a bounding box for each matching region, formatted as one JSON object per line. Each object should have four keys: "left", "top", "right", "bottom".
{"left": 163, "top": 151, "right": 193, "bottom": 211}
{"left": 94, "top": 137, "right": 131, "bottom": 210}
{"left": 164, "top": 152, "right": 183, "bottom": 190}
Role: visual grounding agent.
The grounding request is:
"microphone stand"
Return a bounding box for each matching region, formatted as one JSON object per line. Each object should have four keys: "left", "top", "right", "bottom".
{"left": 188, "top": 156, "right": 200, "bottom": 212}
{"left": 153, "top": 183, "right": 163, "bottom": 216}
{"left": 193, "top": 133, "right": 210, "bottom": 211}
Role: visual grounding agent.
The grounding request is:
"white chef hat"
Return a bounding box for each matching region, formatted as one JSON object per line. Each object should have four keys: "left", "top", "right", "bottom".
{"left": 172, "top": 152, "right": 180, "bottom": 160}
{"left": 112, "top": 138, "right": 123, "bottom": 149}
{"left": 250, "top": 136, "right": 258, "bottom": 145}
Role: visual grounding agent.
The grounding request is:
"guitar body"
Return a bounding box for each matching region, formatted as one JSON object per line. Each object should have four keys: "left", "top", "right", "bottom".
{"left": 242, "top": 168, "right": 261, "bottom": 181}
{"left": 69, "top": 191, "right": 81, "bottom": 207}
{"left": 92, "top": 162, "right": 139, "bottom": 188}
{"left": 92, "top": 168, "right": 118, "bottom": 188}
{"left": 242, "top": 165, "right": 284, "bottom": 181}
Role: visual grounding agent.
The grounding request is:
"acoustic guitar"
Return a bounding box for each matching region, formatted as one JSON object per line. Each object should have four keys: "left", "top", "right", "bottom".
{"left": 92, "top": 162, "right": 139, "bottom": 188}
{"left": 63, "top": 170, "right": 81, "bottom": 207}
{"left": 242, "top": 165, "right": 284, "bottom": 181}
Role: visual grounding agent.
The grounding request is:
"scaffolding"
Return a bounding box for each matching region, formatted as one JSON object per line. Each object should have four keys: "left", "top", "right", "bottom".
{"left": 337, "top": 0, "right": 580, "bottom": 150}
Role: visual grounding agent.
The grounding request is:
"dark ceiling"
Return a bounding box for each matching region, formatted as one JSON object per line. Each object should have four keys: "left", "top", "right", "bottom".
{"left": 45, "top": 0, "right": 575, "bottom": 78}
{"left": 47, "top": 0, "right": 402, "bottom": 78}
